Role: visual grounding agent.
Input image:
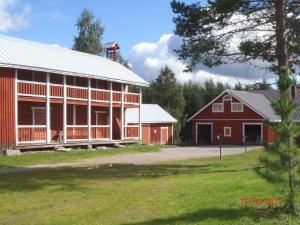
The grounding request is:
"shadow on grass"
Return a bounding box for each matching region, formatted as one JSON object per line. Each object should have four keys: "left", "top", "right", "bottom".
{"left": 121, "top": 207, "right": 262, "bottom": 225}
{"left": 0, "top": 163, "right": 254, "bottom": 193}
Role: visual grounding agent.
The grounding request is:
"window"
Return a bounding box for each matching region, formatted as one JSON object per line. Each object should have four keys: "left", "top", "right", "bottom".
{"left": 95, "top": 111, "right": 108, "bottom": 125}
{"left": 32, "top": 107, "right": 46, "bottom": 125}
{"left": 231, "top": 102, "right": 243, "bottom": 112}
{"left": 212, "top": 103, "right": 224, "bottom": 112}
{"left": 223, "top": 94, "right": 232, "bottom": 101}
{"left": 224, "top": 127, "right": 231, "bottom": 137}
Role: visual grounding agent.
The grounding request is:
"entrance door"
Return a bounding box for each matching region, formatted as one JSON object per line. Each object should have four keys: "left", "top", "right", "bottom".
{"left": 197, "top": 124, "right": 212, "bottom": 145}
{"left": 161, "top": 127, "right": 168, "bottom": 145}
{"left": 244, "top": 124, "right": 262, "bottom": 144}
{"left": 142, "top": 125, "right": 150, "bottom": 144}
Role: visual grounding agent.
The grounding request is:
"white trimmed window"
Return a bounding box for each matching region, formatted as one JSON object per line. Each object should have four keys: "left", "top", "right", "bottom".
{"left": 223, "top": 94, "right": 232, "bottom": 101}
{"left": 224, "top": 127, "right": 231, "bottom": 137}
{"left": 212, "top": 103, "right": 224, "bottom": 112}
{"left": 231, "top": 102, "right": 243, "bottom": 112}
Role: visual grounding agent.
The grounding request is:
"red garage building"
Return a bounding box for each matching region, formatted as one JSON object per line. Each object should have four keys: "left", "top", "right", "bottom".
{"left": 187, "top": 89, "right": 296, "bottom": 145}
{"left": 126, "top": 104, "right": 177, "bottom": 145}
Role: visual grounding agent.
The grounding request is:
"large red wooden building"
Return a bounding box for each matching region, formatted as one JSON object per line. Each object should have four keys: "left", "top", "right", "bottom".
{"left": 188, "top": 89, "right": 300, "bottom": 145}
{"left": 0, "top": 35, "right": 149, "bottom": 150}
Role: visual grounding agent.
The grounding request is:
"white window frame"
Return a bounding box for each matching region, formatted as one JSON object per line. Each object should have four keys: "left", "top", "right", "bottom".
{"left": 231, "top": 102, "right": 243, "bottom": 112}
{"left": 212, "top": 103, "right": 224, "bottom": 112}
{"left": 223, "top": 94, "right": 232, "bottom": 101}
{"left": 95, "top": 111, "right": 108, "bottom": 126}
{"left": 224, "top": 127, "right": 231, "bottom": 137}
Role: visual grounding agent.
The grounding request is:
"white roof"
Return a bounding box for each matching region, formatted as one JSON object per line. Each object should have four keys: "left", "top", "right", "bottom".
{"left": 126, "top": 104, "right": 177, "bottom": 124}
{"left": 0, "top": 35, "right": 148, "bottom": 86}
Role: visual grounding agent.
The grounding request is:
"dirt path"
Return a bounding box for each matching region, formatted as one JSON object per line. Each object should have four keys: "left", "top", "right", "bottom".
{"left": 0, "top": 146, "right": 261, "bottom": 174}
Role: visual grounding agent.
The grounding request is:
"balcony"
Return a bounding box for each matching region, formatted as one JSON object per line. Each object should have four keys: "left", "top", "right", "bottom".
{"left": 17, "top": 80, "right": 140, "bottom": 104}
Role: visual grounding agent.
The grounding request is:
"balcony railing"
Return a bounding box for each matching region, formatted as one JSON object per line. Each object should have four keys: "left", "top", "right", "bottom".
{"left": 91, "top": 125, "right": 110, "bottom": 140}
{"left": 91, "top": 89, "right": 109, "bottom": 102}
{"left": 18, "top": 125, "right": 47, "bottom": 144}
{"left": 17, "top": 80, "right": 140, "bottom": 104}
{"left": 124, "top": 125, "right": 139, "bottom": 139}
{"left": 66, "top": 125, "right": 88, "bottom": 141}
{"left": 18, "top": 80, "right": 46, "bottom": 97}
{"left": 125, "top": 93, "right": 140, "bottom": 104}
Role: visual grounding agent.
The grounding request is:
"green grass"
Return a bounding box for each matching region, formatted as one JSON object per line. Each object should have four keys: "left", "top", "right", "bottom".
{"left": 0, "top": 149, "right": 299, "bottom": 225}
{"left": 0, "top": 144, "right": 161, "bottom": 168}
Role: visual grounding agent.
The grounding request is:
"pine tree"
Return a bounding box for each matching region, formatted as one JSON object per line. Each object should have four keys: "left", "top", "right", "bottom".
{"left": 172, "top": 0, "right": 300, "bottom": 214}
{"left": 143, "top": 66, "right": 186, "bottom": 142}
{"left": 73, "top": 8, "right": 104, "bottom": 55}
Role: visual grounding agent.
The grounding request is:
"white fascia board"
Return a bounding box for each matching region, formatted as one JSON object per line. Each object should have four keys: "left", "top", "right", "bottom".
{"left": 0, "top": 63, "right": 149, "bottom": 87}
{"left": 187, "top": 90, "right": 227, "bottom": 122}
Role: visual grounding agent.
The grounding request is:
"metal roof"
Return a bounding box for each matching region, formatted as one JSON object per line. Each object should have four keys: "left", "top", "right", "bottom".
{"left": 251, "top": 89, "right": 300, "bottom": 121}
{"left": 103, "top": 42, "right": 119, "bottom": 49}
{"left": 0, "top": 34, "right": 148, "bottom": 86}
{"left": 227, "top": 89, "right": 281, "bottom": 121}
{"left": 126, "top": 104, "right": 177, "bottom": 124}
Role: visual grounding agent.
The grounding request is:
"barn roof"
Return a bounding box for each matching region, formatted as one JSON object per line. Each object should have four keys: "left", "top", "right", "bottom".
{"left": 0, "top": 35, "right": 148, "bottom": 86}
{"left": 251, "top": 89, "right": 300, "bottom": 121}
{"left": 226, "top": 90, "right": 280, "bottom": 121}
{"left": 187, "top": 89, "right": 300, "bottom": 122}
{"left": 126, "top": 104, "right": 177, "bottom": 124}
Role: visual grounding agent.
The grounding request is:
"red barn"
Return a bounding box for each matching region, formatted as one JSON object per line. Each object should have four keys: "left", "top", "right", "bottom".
{"left": 126, "top": 104, "right": 177, "bottom": 145}
{"left": 0, "top": 35, "right": 149, "bottom": 151}
{"left": 187, "top": 89, "right": 299, "bottom": 145}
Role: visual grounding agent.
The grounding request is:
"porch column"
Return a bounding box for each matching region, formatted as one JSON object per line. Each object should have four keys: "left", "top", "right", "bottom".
{"left": 88, "top": 78, "right": 91, "bottom": 142}
{"left": 63, "top": 75, "right": 67, "bottom": 143}
{"left": 139, "top": 87, "right": 142, "bottom": 140}
{"left": 121, "top": 83, "right": 124, "bottom": 140}
{"left": 15, "top": 69, "right": 18, "bottom": 146}
{"left": 46, "top": 73, "right": 51, "bottom": 144}
{"left": 109, "top": 82, "right": 113, "bottom": 141}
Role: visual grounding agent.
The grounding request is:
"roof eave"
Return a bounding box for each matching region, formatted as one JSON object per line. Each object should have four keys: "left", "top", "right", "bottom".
{"left": 1, "top": 63, "right": 149, "bottom": 87}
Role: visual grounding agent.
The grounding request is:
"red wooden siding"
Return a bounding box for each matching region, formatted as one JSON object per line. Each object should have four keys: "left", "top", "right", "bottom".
{"left": 140, "top": 123, "right": 173, "bottom": 145}
{"left": 0, "top": 68, "right": 16, "bottom": 149}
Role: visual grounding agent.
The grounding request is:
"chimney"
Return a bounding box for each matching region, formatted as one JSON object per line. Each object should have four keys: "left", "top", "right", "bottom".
{"left": 104, "top": 42, "right": 120, "bottom": 62}
{"left": 291, "top": 85, "right": 297, "bottom": 99}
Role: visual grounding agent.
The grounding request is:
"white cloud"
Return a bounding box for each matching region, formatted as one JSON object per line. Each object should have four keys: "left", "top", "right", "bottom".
{"left": 0, "top": 0, "right": 31, "bottom": 32}
{"left": 128, "top": 33, "right": 276, "bottom": 85}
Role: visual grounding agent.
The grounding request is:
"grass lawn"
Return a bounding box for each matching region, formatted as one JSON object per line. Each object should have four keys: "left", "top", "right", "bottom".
{"left": 0, "top": 144, "right": 161, "bottom": 168}
{"left": 0, "top": 149, "right": 299, "bottom": 225}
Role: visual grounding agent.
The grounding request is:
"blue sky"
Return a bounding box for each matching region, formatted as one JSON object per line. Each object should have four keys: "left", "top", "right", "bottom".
{"left": 5, "top": 0, "right": 196, "bottom": 57}
{"left": 1, "top": 0, "right": 274, "bottom": 84}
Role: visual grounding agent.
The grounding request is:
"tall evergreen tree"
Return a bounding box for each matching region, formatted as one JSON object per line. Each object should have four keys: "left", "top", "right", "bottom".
{"left": 172, "top": 0, "right": 300, "bottom": 214}
{"left": 73, "top": 8, "right": 104, "bottom": 55}
{"left": 143, "top": 66, "right": 186, "bottom": 142}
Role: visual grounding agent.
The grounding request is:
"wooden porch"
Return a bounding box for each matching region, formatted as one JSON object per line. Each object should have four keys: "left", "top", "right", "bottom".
{"left": 15, "top": 69, "right": 142, "bottom": 149}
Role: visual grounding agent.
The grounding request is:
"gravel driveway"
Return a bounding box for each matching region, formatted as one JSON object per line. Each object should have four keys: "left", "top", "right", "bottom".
{"left": 0, "top": 146, "right": 261, "bottom": 174}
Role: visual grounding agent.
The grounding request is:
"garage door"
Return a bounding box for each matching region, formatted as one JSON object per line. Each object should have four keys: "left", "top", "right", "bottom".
{"left": 197, "top": 124, "right": 212, "bottom": 145}
{"left": 244, "top": 124, "right": 262, "bottom": 144}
